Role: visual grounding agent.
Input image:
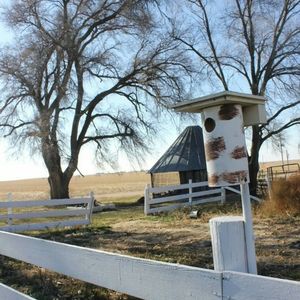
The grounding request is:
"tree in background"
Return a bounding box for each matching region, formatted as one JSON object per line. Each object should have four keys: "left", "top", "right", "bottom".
{"left": 0, "top": 0, "right": 190, "bottom": 198}
{"left": 172, "top": 0, "right": 300, "bottom": 193}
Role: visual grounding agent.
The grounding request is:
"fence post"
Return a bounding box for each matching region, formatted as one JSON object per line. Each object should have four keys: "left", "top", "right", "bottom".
{"left": 210, "top": 216, "right": 248, "bottom": 273}
{"left": 7, "top": 193, "right": 13, "bottom": 226}
{"left": 221, "top": 187, "right": 226, "bottom": 204}
{"left": 240, "top": 182, "right": 257, "bottom": 274}
{"left": 188, "top": 179, "right": 193, "bottom": 206}
{"left": 144, "top": 184, "right": 151, "bottom": 215}
{"left": 86, "top": 192, "right": 95, "bottom": 224}
{"left": 266, "top": 175, "right": 272, "bottom": 199}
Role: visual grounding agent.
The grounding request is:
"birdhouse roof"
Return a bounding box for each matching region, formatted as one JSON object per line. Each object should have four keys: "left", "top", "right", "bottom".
{"left": 172, "top": 91, "right": 266, "bottom": 113}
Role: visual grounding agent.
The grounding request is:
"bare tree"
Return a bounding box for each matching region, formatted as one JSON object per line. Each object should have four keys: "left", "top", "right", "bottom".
{"left": 0, "top": 0, "right": 190, "bottom": 198}
{"left": 172, "top": 0, "right": 300, "bottom": 193}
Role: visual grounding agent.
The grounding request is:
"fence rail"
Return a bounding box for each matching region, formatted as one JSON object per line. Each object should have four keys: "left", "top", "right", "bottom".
{"left": 0, "top": 283, "right": 35, "bottom": 300}
{"left": 224, "top": 186, "right": 262, "bottom": 202}
{"left": 0, "top": 194, "right": 94, "bottom": 232}
{"left": 144, "top": 180, "right": 225, "bottom": 215}
{"left": 0, "top": 231, "right": 299, "bottom": 300}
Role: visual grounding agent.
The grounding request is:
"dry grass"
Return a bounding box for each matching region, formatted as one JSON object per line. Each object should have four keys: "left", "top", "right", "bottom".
{"left": 259, "top": 159, "right": 300, "bottom": 171}
{"left": 0, "top": 172, "right": 150, "bottom": 203}
{"left": 0, "top": 169, "right": 299, "bottom": 299}
{"left": 260, "top": 175, "right": 300, "bottom": 216}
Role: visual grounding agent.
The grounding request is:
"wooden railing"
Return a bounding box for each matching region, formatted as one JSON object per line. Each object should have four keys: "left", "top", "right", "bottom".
{"left": 224, "top": 186, "right": 262, "bottom": 202}
{"left": 0, "top": 194, "right": 94, "bottom": 232}
{"left": 144, "top": 180, "right": 225, "bottom": 215}
{"left": 0, "top": 231, "right": 299, "bottom": 300}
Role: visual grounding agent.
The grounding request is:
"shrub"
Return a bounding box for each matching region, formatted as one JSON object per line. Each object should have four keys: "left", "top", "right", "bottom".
{"left": 261, "top": 175, "right": 300, "bottom": 216}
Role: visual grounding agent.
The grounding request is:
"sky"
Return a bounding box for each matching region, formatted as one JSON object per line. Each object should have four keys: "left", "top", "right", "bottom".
{"left": 0, "top": 4, "right": 299, "bottom": 181}
{"left": 0, "top": 8, "right": 193, "bottom": 181}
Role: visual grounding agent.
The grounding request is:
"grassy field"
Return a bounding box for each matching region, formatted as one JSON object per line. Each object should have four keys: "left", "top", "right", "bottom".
{"left": 259, "top": 159, "right": 300, "bottom": 171}
{"left": 0, "top": 171, "right": 150, "bottom": 203}
{"left": 1, "top": 159, "right": 299, "bottom": 202}
{"left": 0, "top": 168, "right": 299, "bottom": 299}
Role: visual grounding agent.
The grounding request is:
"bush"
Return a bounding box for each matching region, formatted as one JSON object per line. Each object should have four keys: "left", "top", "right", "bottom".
{"left": 261, "top": 175, "right": 300, "bottom": 216}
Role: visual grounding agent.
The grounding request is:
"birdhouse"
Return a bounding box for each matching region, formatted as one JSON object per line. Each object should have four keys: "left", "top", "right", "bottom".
{"left": 172, "top": 91, "right": 267, "bottom": 187}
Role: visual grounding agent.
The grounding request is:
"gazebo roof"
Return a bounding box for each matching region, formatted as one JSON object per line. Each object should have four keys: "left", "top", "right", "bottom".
{"left": 149, "top": 126, "right": 207, "bottom": 174}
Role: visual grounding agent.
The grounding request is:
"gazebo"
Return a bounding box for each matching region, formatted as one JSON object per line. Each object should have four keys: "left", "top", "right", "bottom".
{"left": 149, "top": 126, "right": 207, "bottom": 187}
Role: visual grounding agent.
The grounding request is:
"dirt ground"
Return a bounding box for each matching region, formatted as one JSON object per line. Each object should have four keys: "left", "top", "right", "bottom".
{"left": 0, "top": 202, "right": 299, "bottom": 299}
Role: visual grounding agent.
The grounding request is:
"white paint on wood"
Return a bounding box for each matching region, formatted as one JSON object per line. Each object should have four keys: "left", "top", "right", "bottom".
{"left": 7, "top": 193, "right": 13, "bottom": 226}
{"left": 224, "top": 185, "right": 262, "bottom": 202}
{"left": 145, "top": 180, "right": 224, "bottom": 214}
{"left": 144, "top": 183, "right": 151, "bottom": 215}
{"left": 210, "top": 216, "right": 248, "bottom": 273}
{"left": 266, "top": 176, "right": 272, "bottom": 198}
{"left": 0, "top": 197, "right": 91, "bottom": 208}
{"left": 0, "top": 219, "right": 90, "bottom": 232}
{"left": 86, "top": 192, "right": 94, "bottom": 222}
{"left": 145, "top": 196, "right": 223, "bottom": 215}
{"left": 223, "top": 271, "right": 300, "bottom": 300}
{"left": 149, "top": 181, "right": 208, "bottom": 194}
{"left": 221, "top": 188, "right": 226, "bottom": 204}
{"left": 0, "top": 283, "right": 35, "bottom": 300}
{"left": 240, "top": 182, "right": 257, "bottom": 274}
{"left": 149, "top": 192, "right": 190, "bottom": 205}
{"left": 0, "top": 208, "right": 88, "bottom": 220}
{"left": 0, "top": 232, "right": 299, "bottom": 299}
{"left": 0, "top": 231, "right": 222, "bottom": 300}
{"left": 188, "top": 179, "right": 193, "bottom": 206}
{"left": 191, "top": 196, "right": 223, "bottom": 205}
{"left": 150, "top": 188, "right": 222, "bottom": 205}
{"left": 0, "top": 196, "right": 93, "bottom": 232}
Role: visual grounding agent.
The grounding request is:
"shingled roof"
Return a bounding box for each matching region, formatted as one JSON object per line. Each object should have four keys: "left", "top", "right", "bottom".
{"left": 149, "top": 126, "right": 207, "bottom": 173}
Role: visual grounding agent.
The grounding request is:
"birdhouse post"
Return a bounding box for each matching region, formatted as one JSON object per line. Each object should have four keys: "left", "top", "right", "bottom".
{"left": 173, "top": 91, "right": 267, "bottom": 274}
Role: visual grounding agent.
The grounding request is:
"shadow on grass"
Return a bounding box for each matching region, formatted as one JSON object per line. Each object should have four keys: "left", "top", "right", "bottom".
{"left": 32, "top": 226, "right": 214, "bottom": 268}
{"left": 0, "top": 252, "right": 141, "bottom": 300}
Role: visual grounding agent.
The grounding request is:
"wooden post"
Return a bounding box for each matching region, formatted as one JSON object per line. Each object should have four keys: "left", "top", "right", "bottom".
{"left": 188, "top": 179, "right": 193, "bottom": 206}
{"left": 7, "top": 193, "right": 13, "bottom": 226}
{"left": 240, "top": 182, "right": 257, "bottom": 274}
{"left": 220, "top": 187, "right": 226, "bottom": 204}
{"left": 210, "top": 216, "right": 248, "bottom": 273}
{"left": 144, "top": 184, "right": 150, "bottom": 215}
{"left": 86, "top": 192, "right": 95, "bottom": 224}
{"left": 266, "top": 175, "right": 272, "bottom": 199}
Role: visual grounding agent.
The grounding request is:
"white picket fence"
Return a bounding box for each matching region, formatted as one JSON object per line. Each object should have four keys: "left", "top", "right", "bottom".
{"left": 144, "top": 180, "right": 225, "bottom": 215}
{"left": 0, "top": 231, "right": 299, "bottom": 300}
{"left": 0, "top": 194, "right": 94, "bottom": 232}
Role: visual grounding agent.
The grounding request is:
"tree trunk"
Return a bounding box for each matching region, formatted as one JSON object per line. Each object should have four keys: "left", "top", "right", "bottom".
{"left": 248, "top": 125, "right": 262, "bottom": 195}
{"left": 48, "top": 171, "right": 71, "bottom": 199}
{"left": 41, "top": 137, "right": 74, "bottom": 199}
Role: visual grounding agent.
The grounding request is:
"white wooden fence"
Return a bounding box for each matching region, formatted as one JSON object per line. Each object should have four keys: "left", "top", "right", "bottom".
{"left": 0, "top": 231, "right": 299, "bottom": 300}
{"left": 144, "top": 180, "right": 225, "bottom": 215}
{"left": 224, "top": 185, "right": 262, "bottom": 202}
{"left": 0, "top": 283, "right": 35, "bottom": 300}
{"left": 0, "top": 194, "right": 94, "bottom": 232}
